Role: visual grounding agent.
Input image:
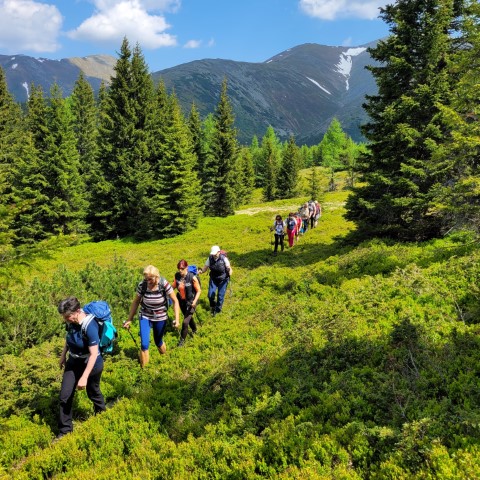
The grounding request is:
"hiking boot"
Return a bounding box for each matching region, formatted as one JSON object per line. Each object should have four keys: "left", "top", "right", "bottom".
{"left": 177, "top": 338, "right": 185, "bottom": 347}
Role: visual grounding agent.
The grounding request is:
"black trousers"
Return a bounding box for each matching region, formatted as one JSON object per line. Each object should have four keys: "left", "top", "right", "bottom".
{"left": 179, "top": 300, "right": 197, "bottom": 340}
{"left": 274, "top": 233, "right": 284, "bottom": 252}
{"left": 58, "top": 356, "right": 105, "bottom": 434}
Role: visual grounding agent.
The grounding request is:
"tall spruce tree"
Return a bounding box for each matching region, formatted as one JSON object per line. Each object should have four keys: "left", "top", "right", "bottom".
{"left": 277, "top": 136, "right": 300, "bottom": 199}
{"left": 94, "top": 38, "right": 154, "bottom": 238}
{"left": 235, "top": 146, "right": 255, "bottom": 206}
{"left": 198, "top": 113, "right": 218, "bottom": 214}
{"left": 152, "top": 93, "right": 202, "bottom": 237}
{"left": 261, "top": 126, "right": 281, "bottom": 201}
{"left": 209, "top": 78, "right": 239, "bottom": 217}
{"left": 428, "top": 0, "right": 480, "bottom": 233}
{"left": 346, "top": 0, "right": 466, "bottom": 240}
{"left": 42, "top": 84, "right": 87, "bottom": 235}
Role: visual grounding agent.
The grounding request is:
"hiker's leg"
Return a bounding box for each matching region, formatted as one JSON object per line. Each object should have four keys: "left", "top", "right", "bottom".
{"left": 139, "top": 316, "right": 151, "bottom": 351}
{"left": 273, "top": 234, "right": 279, "bottom": 252}
{"left": 153, "top": 320, "right": 168, "bottom": 354}
{"left": 86, "top": 357, "right": 106, "bottom": 414}
{"left": 208, "top": 279, "right": 218, "bottom": 311}
{"left": 138, "top": 316, "right": 152, "bottom": 367}
{"left": 215, "top": 279, "right": 229, "bottom": 313}
{"left": 280, "top": 234, "right": 284, "bottom": 251}
{"left": 58, "top": 361, "right": 81, "bottom": 435}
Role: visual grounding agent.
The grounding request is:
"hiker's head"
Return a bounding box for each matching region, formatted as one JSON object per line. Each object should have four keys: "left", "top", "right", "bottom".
{"left": 143, "top": 265, "right": 159, "bottom": 287}
{"left": 177, "top": 259, "right": 188, "bottom": 276}
{"left": 58, "top": 296, "right": 81, "bottom": 322}
{"left": 210, "top": 245, "right": 221, "bottom": 257}
{"left": 276, "top": 215, "right": 282, "bottom": 221}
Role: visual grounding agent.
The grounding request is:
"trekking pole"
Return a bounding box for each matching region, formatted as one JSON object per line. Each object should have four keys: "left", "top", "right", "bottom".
{"left": 126, "top": 327, "right": 139, "bottom": 349}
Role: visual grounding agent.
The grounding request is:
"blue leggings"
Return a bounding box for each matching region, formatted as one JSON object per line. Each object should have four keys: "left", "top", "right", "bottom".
{"left": 139, "top": 315, "right": 167, "bottom": 350}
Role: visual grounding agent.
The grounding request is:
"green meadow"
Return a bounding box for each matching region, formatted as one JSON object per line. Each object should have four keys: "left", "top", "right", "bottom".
{"left": 1, "top": 182, "right": 480, "bottom": 478}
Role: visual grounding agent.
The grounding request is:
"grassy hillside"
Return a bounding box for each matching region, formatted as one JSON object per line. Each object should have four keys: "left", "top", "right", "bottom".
{"left": 1, "top": 187, "right": 480, "bottom": 479}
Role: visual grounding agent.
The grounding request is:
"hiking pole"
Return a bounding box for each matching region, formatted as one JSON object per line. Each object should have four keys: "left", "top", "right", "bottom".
{"left": 126, "top": 327, "right": 139, "bottom": 349}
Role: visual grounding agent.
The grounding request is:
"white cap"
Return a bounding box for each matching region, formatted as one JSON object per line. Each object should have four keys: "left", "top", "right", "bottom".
{"left": 210, "top": 245, "right": 220, "bottom": 255}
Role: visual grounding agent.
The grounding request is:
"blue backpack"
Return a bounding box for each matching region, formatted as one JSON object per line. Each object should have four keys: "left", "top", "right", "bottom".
{"left": 82, "top": 301, "right": 118, "bottom": 354}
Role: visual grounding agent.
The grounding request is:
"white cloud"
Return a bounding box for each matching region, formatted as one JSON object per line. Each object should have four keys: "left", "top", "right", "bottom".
{"left": 299, "top": 0, "right": 387, "bottom": 20}
{"left": 0, "top": 0, "right": 62, "bottom": 52}
{"left": 68, "top": 0, "right": 177, "bottom": 49}
{"left": 184, "top": 39, "right": 201, "bottom": 49}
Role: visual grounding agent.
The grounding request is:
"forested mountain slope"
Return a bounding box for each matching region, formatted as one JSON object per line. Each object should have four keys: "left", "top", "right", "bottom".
{"left": 1, "top": 186, "right": 480, "bottom": 478}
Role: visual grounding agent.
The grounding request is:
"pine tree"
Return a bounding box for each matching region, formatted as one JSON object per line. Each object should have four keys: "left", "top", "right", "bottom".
{"left": 235, "top": 146, "right": 255, "bottom": 206}
{"left": 260, "top": 126, "right": 281, "bottom": 201}
{"left": 277, "top": 136, "right": 300, "bottom": 199}
{"left": 308, "top": 167, "right": 321, "bottom": 201}
{"left": 319, "top": 118, "right": 347, "bottom": 192}
{"left": 210, "top": 78, "right": 239, "bottom": 217}
{"left": 94, "top": 38, "right": 154, "bottom": 238}
{"left": 198, "top": 113, "right": 218, "bottom": 214}
{"left": 152, "top": 93, "right": 202, "bottom": 237}
{"left": 42, "top": 84, "right": 87, "bottom": 235}
{"left": 346, "top": 0, "right": 467, "bottom": 240}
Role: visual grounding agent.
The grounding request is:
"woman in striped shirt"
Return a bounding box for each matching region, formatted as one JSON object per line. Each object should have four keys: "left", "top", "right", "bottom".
{"left": 124, "top": 265, "right": 180, "bottom": 367}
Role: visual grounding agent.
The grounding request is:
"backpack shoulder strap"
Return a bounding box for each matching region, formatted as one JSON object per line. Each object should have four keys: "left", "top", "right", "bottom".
{"left": 81, "top": 314, "right": 96, "bottom": 336}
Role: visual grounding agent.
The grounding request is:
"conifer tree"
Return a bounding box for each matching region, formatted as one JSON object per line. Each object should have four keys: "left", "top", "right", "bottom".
{"left": 235, "top": 146, "right": 255, "bottom": 206}
{"left": 249, "top": 135, "right": 264, "bottom": 187}
{"left": 209, "top": 78, "right": 239, "bottom": 216}
{"left": 188, "top": 102, "right": 207, "bottom": 176}
{"left": 261, "top": 126, "right": 281, "bottom": 201}
{"left": 94, "top": 38, "right": 154, "bottom": 238}
{"left": 277, "top": 136, "right": 300, "bottom": 199}
{"left": 198, "top": 113, "right": 218, "bottom": 214}
{"left": 150, "top": 93, "right": 202, "bottom": 237}
{"left": 346, "top": 0, "right": 468, "bottom": 240}
{"left": 319, "top": 118, "right": 346, "bottom": 192}
{"left": 26, "top": 84, "right": 49, "bottom": 155}
{"left": 42, "top": 84, "right": 87, "bottom": 235}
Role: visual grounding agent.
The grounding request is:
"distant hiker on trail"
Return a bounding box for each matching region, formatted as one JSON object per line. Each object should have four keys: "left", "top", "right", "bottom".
{"left": 300, "top": 203, "right": 310, "bottom": 234}
{"left": 286, "top": 212, "right": 297, "bottom": 248}
{"left": 123, "top": 265, "right": 180, "bottom": 368}
{"left": 314, "top": 200, "right": 322, "bottom": 227}
{"left": 198, "top": 246, "right": 232, "bottom": 316}
{"left": 56, "top": 296, "right": 106, "bottom": 440}
{"left": 172, "top": 259, "right": 201, "bottom": 347}
{"left": 308, "top": 200, "right": 316, "bottom": 229}
{"left": 295, "top": 213, "right": 302, "bottom": 244}
{"left": 270, "top": 214, "right": 286, "bottom": 255}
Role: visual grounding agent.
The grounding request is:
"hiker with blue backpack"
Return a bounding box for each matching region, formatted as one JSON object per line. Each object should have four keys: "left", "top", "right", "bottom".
{"left": 123, "top": 265, "right": 180, "bottom": 368}
{"left": 172, "top": 259, "right": 202, "bottom": 347}
{"left": 286, "top": 212, "right": 297, "bottom": 248}
{"left": 198, "top": 246, "right": 232, "bottom": 317}
{"left": 56, "top": 296, "right": 109, "bottom": 440}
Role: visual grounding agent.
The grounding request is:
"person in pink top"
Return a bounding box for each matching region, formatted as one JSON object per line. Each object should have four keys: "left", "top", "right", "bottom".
{"left": 285, "top": 212, "right": 297, "bottom": 248}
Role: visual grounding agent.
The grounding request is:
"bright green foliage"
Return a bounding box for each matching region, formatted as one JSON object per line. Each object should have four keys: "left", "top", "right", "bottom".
{"left": 70, "top": 73, "right": 100, "bottom": 214}
{"left": 209, "top": 78, "right": 239, "bottom": 216}
{"left": 235, "top": 146, "right": 255, "bottom": 205}
{"left": 347, "top": 0, "right": 470, "bottom": 240}
{"left": 261, "top": 126, "right": 281, "bottom": 201}
{"left": 2, "top": 187, "right": 480, "bottom": 477}
{"left": 42, "top": 84, "right": 88, "bottom": 235}
{"left": 94, "top": 38, "right": 154, "bottom": 238}
{"left": 197, "top": 113, "right": 218, "bottom": 213}
{"left": 150, "top": 93, "right": 203, "bottom": 237}
{"left": 318, "top": 118, "right": 347, "bottom": 191}
{"left": 277, "top": 136, "right": 300, "bottom": 199}
{"left": 307, "top": 166, "right": 321, "bottom": 201}
{"left": 250, "top": 134, "right": 264, "bottom": 187}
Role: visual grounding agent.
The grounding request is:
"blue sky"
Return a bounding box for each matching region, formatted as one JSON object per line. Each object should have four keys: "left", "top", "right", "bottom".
{"left": 0, "top": 0, "right": 391, "bottom": 72}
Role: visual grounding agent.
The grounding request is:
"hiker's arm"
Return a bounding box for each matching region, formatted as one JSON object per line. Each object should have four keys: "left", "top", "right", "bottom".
{"left": 77, "top": 344, "right": 99, "bottom": 389}
{"left": 59, "top": 341, "right": 68, "bottom": 368}
{"left": 169, "top": 291, "right": 180, "bottom": 328}
{"left": 192, "top": 277, "right": 201, "bottom": 307}
{"left": 124, "top": 294, "right": 141, "bottom": 329}
{"left": 198, "top": 264, "right": 209, "bottom": 274}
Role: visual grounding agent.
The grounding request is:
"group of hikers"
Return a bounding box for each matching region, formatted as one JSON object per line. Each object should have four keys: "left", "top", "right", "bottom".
{"left": 270, "top": 200, "right": 322, "bottom": 255}
{"left": 55, "top": 245, "right": 232, "bottom": 440}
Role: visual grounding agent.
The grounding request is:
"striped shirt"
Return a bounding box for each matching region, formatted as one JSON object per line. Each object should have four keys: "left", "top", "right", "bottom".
{"left": 136, "top": 278, "right": 173, "bottom": 321}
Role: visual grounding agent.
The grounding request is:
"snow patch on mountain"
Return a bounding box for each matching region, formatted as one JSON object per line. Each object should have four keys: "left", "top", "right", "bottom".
{"left": 336, "top": 47, "right": 367, "bottom": 90}
{"left": 22, "top": 82, "right": 29, "bottom": 97}
{"left": 11, "top": 63, "right": 17, "bottom": 69}
{"left": 306, "top": 76, "right": 331, "bottom": 95}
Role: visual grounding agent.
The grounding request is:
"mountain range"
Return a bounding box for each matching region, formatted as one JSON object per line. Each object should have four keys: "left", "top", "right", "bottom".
{"left": 0, "top": 41, "right": 379, "bottom": 145}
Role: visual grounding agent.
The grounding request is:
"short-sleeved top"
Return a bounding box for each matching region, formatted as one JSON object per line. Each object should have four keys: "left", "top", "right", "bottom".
{"left": 66, "top": 313, "right": 100, "bottom": 359}
{"left": 136, "top": 278, "right": 173, "bottom": 321}
{"left": 273, "top": 220, "right": 286, "bottom": 235}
